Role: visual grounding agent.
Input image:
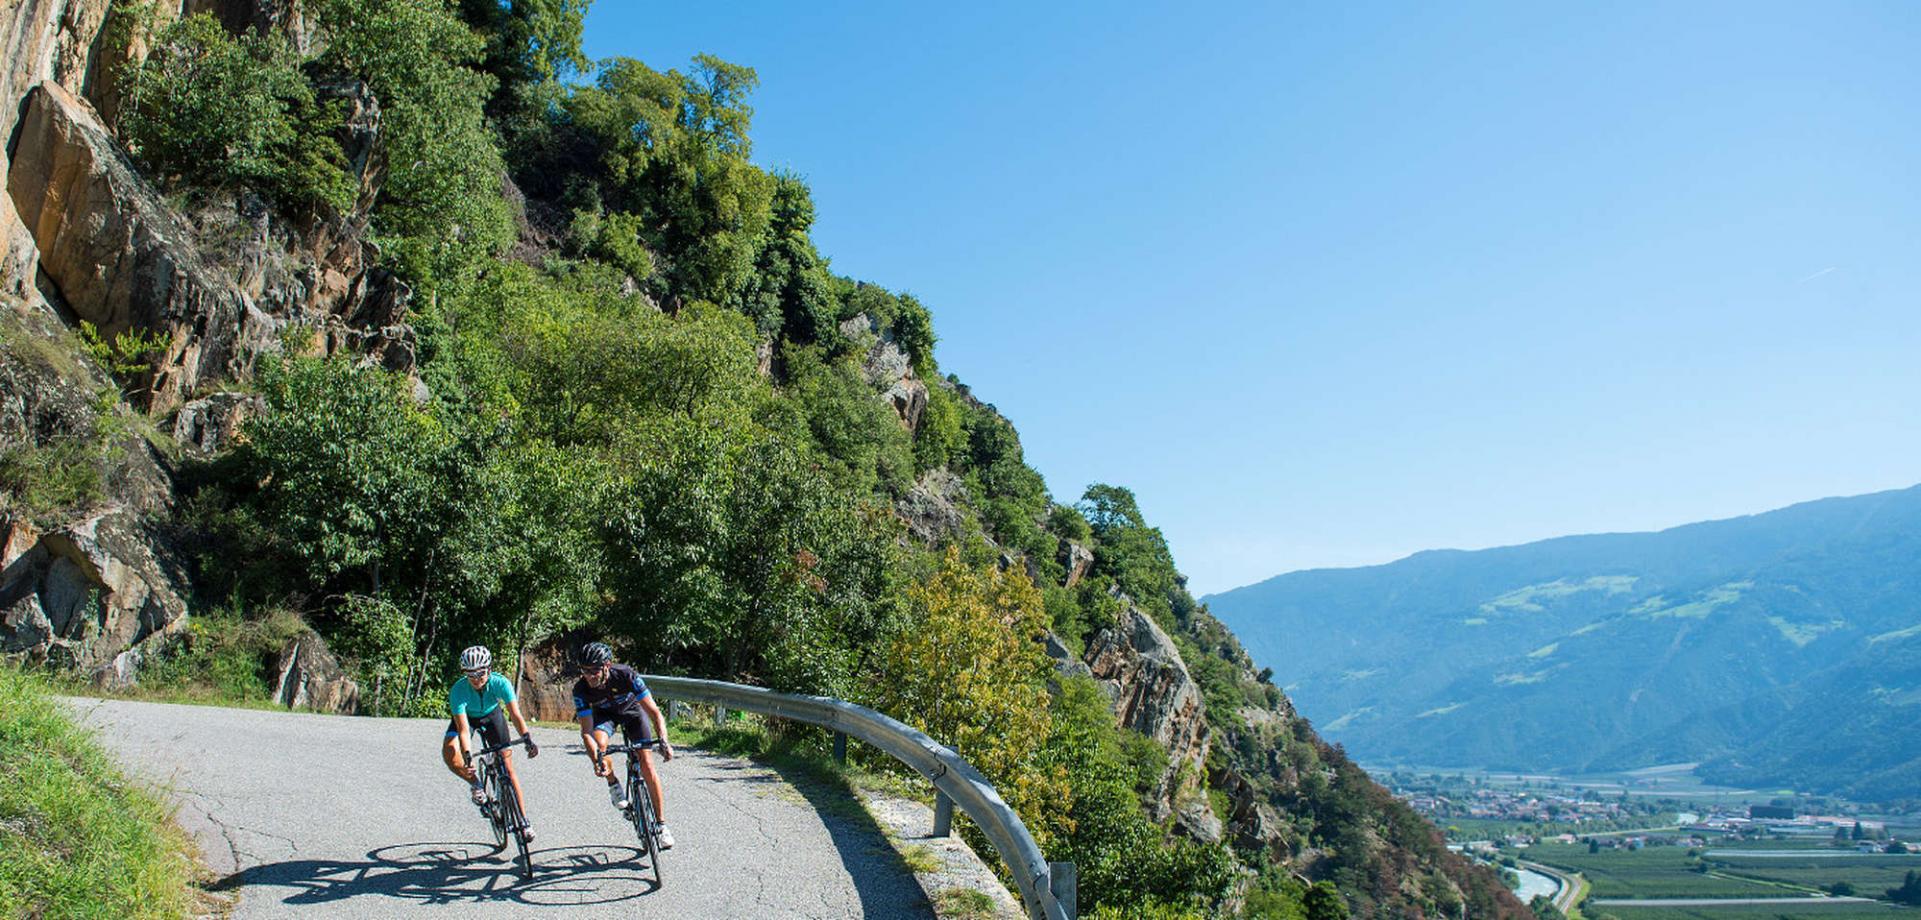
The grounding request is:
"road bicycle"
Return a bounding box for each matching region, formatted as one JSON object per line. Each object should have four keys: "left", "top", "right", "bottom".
{"left": 597, "top": 736, "right": 668, "bottom": 886}
{"left": 470, "top": 735, "right": 535, "bottom": 879}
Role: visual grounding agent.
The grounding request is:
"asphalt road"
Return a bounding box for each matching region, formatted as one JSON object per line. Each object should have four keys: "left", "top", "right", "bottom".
{"left": 67, "top": 697, "right": 936, "bottom": 919}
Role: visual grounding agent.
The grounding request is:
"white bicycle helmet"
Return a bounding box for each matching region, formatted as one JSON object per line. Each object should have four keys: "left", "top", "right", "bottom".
{"left": 460, "top": 645, "right": 493, "bottom": 671}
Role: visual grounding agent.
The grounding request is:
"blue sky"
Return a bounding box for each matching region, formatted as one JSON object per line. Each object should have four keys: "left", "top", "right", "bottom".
{"left": 583, "top": 1, "right": 1921, "bottom": 596}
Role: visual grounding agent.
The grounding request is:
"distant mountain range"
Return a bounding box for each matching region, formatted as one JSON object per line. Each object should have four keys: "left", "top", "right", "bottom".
{"left": 1205, "top": 485, "right": 1921, "bottom": 802}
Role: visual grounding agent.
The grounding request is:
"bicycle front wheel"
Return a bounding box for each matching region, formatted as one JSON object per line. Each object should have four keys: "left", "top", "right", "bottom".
{"left": 481, "top": 762, "right": 507, "bottom": 850}
{"left": 498, "top": 774, "right": 533, "bottom": 880}
{"left": 632, "top": 776, "right": 662, "bottom": 887}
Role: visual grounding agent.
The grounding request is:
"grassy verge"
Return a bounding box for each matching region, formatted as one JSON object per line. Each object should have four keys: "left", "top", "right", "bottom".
{"left": 0, "top": 666, "right": 202, "bottom": 919}
{"left": 662, "top": 709, "right": 928, "bottom": 806}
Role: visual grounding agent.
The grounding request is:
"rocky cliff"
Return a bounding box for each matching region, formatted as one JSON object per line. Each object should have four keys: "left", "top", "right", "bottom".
{"left": 0, "top": 0, "right": 406, "bottom": 682}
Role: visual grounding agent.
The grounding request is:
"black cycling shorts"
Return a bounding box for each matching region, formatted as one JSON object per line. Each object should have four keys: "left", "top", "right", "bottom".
{"left": 446, "top": 706, "right": 511, "bottom": 747}
{"left": 589, "top": 709, "right": 653, "bottom": 743}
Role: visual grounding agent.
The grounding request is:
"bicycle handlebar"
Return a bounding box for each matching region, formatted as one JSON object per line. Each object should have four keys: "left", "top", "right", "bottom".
{"left": 472, "top": 735, "right": 534, "bottom": 758}
{"left": 596, "top": 739, "right": 667, "bottom": 758}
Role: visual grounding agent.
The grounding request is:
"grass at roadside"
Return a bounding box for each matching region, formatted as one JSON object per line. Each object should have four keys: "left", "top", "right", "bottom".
{"left": 0, "top": 666, "right": 201, "bottom": 919}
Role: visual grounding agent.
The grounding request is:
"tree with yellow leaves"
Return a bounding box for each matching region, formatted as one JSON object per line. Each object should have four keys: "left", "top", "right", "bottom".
{"left": 870, "top": 548, "right": 1070, "bottom": 849}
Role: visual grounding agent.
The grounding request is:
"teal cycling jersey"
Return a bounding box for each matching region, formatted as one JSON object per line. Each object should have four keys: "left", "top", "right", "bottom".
{"left": 448, "top": 672, "right": 517, "bottom": 719}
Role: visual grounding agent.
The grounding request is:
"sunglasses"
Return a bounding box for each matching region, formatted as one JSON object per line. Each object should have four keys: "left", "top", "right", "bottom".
{"left": 578, "top": 663, "right": 609, "bottom": 675}
{"left": 465, "top": 668, "right": 490, "bottom": 678}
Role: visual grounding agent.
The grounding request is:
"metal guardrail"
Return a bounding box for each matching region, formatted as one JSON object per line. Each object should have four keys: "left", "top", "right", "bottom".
{"left": 643, "top": 674, "right": 1076, "bottom": 920}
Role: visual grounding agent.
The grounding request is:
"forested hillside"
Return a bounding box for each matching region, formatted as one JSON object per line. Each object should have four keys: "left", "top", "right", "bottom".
{"left": 1209, "top": 486, "right": 1921, "bottom": 803}
{"left": 0, "top": 1, "right": 1524, "bottom": 916}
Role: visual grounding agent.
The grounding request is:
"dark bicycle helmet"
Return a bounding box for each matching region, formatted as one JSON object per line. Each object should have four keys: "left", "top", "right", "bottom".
{"left": 579, "top": 642, "right": 613, "bottom": 666}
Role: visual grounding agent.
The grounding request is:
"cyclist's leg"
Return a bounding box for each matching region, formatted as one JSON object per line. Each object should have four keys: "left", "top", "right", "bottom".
{"left": 442, "top": 720, "right": 476, "bottom": 781}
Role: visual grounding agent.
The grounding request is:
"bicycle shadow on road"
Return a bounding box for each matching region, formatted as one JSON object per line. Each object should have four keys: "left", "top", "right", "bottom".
{"left": 206, "top": 840, "right": 659, "bottom": 909}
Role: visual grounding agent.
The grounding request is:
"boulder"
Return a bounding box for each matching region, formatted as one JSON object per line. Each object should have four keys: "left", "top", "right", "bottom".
{"left": 513, "top": 633, "right": 584, "bottom": 723}
{"left": 1175, "top": 795, "right": 1224, "bottom": 845}
{"left": 0, "top": 510, "right": 189, "bottom": 680}
{"left": 272, "top": 630, "right": 360, "bottom": 714}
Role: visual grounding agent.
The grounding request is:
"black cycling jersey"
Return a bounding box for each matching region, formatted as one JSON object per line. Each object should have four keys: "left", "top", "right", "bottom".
{"left": 571, "top": 664, "right": 650, "bottom": 721}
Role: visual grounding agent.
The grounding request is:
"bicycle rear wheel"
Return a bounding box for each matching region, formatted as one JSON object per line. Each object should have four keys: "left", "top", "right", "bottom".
{"left": 631, "top": 773, "right": 662, "bottom": 886}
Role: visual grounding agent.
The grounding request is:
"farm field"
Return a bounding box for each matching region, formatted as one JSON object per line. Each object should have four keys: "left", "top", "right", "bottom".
{"left": 1521, "top": 843, "right": 1787, "bottom": 899}
{"left": 1716, "top": 852, "right": 1921, "bottom": 897}
{"left": 1600, "top": 904, "right": 1917, "bottom": 920}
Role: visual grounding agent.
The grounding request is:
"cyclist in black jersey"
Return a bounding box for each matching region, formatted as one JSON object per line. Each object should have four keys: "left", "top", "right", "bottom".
{"left": 572, "top": 642, "right": 676, "bottom": 848}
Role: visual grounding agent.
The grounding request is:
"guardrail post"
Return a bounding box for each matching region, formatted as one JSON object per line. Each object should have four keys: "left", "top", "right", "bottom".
{"left": 933, "top": 791, "right": 954, "bottom": 837}
{"left": 716, "top": 705, "right": 729, "bottom": 726}
{"left": 1049, "top": 861, "right": 1077, "bottom": 919}
{"left": 833, "top": 730, "right": 847, "bottom": 765}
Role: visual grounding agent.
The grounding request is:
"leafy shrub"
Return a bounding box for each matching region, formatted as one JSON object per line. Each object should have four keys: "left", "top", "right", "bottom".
{"left": 783, "top": 346, "right": 915, "bottom": 497}
{"left": 123, "top": 13, "right": 354, "bottom": 212}
{"left": 0, "top": 441, "right": 105, "bottom": 522}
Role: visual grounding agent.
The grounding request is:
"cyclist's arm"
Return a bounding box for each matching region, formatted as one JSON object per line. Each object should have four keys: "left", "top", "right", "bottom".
{"left": 505, "top": 699, "right": 533, "bottom": 737}
{"left": 640, "top": 694, "right": 673, "bottom": 760}
{"left": 504, "top": 701, "right": 539, "bottom": 756}
{"left": 577, "top": 713, "right": 604, "bottom": 766}
{"left": 452, "top": 712, "right": 473, "bottom": 763}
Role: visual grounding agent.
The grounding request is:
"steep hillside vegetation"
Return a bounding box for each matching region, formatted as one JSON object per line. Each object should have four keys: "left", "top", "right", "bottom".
{"left": 1209, "top": 487, "right": 1921, "bottom": 803}
{"left": 0, "top": 1, "right": 1525, "bottom": 916}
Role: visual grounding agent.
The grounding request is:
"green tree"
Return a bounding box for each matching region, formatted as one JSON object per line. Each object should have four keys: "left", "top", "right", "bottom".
{"left": 739, "top": 173, "right": 838, "bottom": 340}
{"left": 1304, "top": 881, "right": 1350, "bottom": 920}
{"left": 565, "top": 55, "right": 775, "bottom": 306}
{"left": 456, "top": 0, "right": 590, "bottom": 99}
{"left": 316, "top": 0, "right": 513, "bottom": 287}
{"left": 1079, "top": 483, "right": 1183, "bottom": 622}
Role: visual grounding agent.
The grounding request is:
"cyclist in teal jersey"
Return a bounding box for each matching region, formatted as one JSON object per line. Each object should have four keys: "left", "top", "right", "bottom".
{"left": 441, "top": 646, "right": 540, "bottom": 838}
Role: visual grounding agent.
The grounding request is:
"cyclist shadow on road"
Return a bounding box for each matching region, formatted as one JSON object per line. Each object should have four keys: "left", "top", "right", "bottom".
{"left": 207, "top": 840, "right": 657, "bottom": 908}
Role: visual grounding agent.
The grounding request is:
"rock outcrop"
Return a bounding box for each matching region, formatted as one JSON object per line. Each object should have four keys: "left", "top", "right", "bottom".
{"left": 172, "top": 391, "right": 264, "bottom": 457}
{"left": 271, "top": 630, "right": 361, "bottom": 713}
{"left": 0, "top": 0, "right": 427, "bottom": 682}
{"left": 1058, "top": 540, "right": 1094, "bottom": 588}
{"left": 9, "top": 81, "right": 277, "bottom": 414}
{"left": 513, "top": 632, "right": 587, "bottom": 723}
{"left": 839, "top": 312, "right": 928, "bottom": 431}
{"left": 896, "top": 469, "right": 971, "bottom": 544}
{"left": 1082, "top": 600, "right": 1212, "bottom": 834}
{"left": 7, "top": 81, "right": 414, "bottom": 414}
{"left": 1, "top": 512, "right": 189, "bottom": 682}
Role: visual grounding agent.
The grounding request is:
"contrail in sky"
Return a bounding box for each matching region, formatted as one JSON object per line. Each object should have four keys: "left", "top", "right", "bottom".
{"left": 1798, "top": 267, "right": 1837, "bottom": 283}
